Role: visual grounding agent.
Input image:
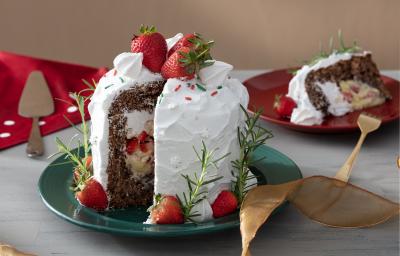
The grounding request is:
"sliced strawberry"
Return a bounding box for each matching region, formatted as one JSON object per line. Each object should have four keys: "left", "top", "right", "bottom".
{"left": 137, "top": 131, "right": 148, "bottom": 143}
{"left": 140, "top": 142, "right": 149, "bottom": 153}
{"left": 342, "top": 92, "right": 353, "bottom": 102}
{"left": 211, "top": 190, "right": 238, "bottom": 218}
{"left": 273, "top": 95, "right": 297, "bottom": 118}
{"left": 167, "top": 33, "right": 197, "bottom": 57}
{"left": 126, "top": 138, "right": 139, "bottom": 155}
{"left": 131, "top": 25, "right": 167, "bottom": 73}
{"left": 151, "top": 195, "right": 184, "bottom": 224}
{"left": 76, "top": 178, "right": 108, "bottom": 211}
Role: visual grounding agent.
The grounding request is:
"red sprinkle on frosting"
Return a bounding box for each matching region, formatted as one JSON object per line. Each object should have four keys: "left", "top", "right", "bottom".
{"left": 174, "top": 84, "right": 182, "bottom": 92}
{"left": 190, "top": 84, "right": 195, "bottom": 90}
{"left": 185, "top": 96, "right": 192, "bottom": 101}
{"left": 211, "top": 91, "right": 218, "bottom": 96}
{"left": 113, "top": 69, "right": 118, "bottom": 76}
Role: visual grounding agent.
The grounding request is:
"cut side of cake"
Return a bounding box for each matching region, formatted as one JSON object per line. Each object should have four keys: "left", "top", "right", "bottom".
{"left": 287, "top": 37, "right": 390, "bottom": 126}
{"left": 89, "top": 53, "right": 165, "bottom": 208}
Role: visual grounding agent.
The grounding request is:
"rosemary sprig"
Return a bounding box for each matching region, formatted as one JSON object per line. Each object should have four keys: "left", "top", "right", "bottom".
{"left": 232, "top": 105, "right": 273, "bottom": 205}
{"left": 177, "top": 141, "right": 229, "bottom": 222}
{"left": 290, "top": 30, "right": 362, "bottom": 75}
{"left": 49, "top": 80, "right": 97, "bottom": 190}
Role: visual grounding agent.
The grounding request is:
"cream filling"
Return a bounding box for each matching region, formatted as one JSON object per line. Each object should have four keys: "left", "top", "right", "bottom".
{"left": 340, "top": 80, "right": 385, "bottom": 110}
{"left": 316, "top": 81, "right": 352, "bottom": 116}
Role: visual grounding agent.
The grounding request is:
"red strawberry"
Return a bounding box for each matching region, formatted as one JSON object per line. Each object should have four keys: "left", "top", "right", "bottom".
{"left": 73, "top": 155, "right": 92, "bottom": 183}
{"left": 167, "top": 33, "right": 197, "bottom": 57}
{"left": 161, "top": 47, "right": 195, "bottom": 79}
{"left": 131, "top": 25, "right": 167, "bottom": 73}
{"left": 140, "top": 140, "right": 153, "bottom": 153}
{"left": 76, "top": 178, "right": 108, "bottom": 211}
{"left": 161, "top": 36, "right": 215, "bottom": 80}
{"left": 273, "top": 95, "right": 297, "bottom": 118}
{"left": 73, "top": 169, "right": 80, "bottom": 183}
{"left": 84, "top": 155, "right": 92, "bottom": 169}
{"left": 137, "top": 131, "right": 148, "bottom": 143}
{"left": 126, "top": 138, "right": 139, "bottom": 155}
{"left": 151, "top": 195, "right": 184, "bottom": 224}
{"left": 211, "top": 190, "right": 238, "bottom": 218}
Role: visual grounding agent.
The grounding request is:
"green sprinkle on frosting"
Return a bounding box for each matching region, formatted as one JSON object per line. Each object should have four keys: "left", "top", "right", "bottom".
{"left": 196, "top": 83, "right": 206, "bottom": 91}
{"left": 217, "top": 85, "right": 223, "bottom": 89}
{"left": 119, "top": 77, "right": 124, "bottom": 83}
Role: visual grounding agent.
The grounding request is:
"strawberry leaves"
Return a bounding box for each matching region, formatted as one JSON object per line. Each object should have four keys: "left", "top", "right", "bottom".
{"left": 139, "top": 24, "right": 157, "bottom": 34}
{"left": 178, "top": 36, "right": 214, "bottom": 76}
{"left": 161, "top": 34, "right": 215, "bottom": 79}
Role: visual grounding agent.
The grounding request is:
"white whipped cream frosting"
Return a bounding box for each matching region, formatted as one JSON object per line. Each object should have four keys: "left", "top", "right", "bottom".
{"left": 166, "top": 33, "right": 183, "bottom": 50}
{"left": 153, "top": 60, "right": 249, "bottom": 222}
{"left": 89, "top": 34, "right": 251, "bottom": 223}
{"left": 288, "top": 51, "right": 369, "bottom": 125}
{"left": 89, "top": 52, "right": 163, "bottom": 188}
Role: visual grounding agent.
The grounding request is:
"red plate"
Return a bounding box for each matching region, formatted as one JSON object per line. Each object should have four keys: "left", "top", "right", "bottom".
{"left": 243, "top": 69, "right": 399, "bottom": 133}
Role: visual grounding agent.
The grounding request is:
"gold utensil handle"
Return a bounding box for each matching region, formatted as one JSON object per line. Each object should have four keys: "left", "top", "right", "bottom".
{"left": 334, "top": 113, "right": 381, "bottom": 182}
{"left": 26, "top": 117, "right": 44, "bottom": 157}
{"left": 334, "top": 133, "right": 367, "bottom": 182}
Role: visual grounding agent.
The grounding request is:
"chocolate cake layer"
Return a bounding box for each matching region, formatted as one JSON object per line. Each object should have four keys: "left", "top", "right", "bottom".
{"left": 304, "top": 53, "right": 387, "bottom": 114}
{"left": 106, "top": 80, "right": 164, "bottom": 208}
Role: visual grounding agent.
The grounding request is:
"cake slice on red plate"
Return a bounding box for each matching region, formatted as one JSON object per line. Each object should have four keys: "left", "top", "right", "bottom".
{"left": 286, "top": 31, "right": 390, "bottom": 125}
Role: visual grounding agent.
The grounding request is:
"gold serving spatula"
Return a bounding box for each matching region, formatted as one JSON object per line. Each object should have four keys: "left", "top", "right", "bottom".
{"left": 334, "top": 113, "right": 382, "bottom": 182}
{"left": 18, "top": 71, "right": 54, "bottom": 157}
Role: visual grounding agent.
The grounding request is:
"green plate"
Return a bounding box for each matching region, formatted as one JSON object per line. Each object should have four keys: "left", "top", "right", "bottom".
{"left": 38, "top": 145, "right": 302, "bottom": 237}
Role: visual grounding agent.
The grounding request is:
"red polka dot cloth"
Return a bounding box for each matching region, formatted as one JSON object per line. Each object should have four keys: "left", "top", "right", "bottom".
{"left": 0, "top": 51, "right": 107, "bottom": 150}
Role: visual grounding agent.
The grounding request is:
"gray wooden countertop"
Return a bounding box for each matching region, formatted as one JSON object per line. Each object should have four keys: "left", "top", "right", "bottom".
{"left": 1, "top": 70, "right": 399, "bottom": 256}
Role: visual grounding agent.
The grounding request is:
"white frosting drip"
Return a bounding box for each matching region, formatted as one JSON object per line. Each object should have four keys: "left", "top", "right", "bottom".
{"left": 152, "top": 60, "right": 249, "bottom": 223}
{"left": 198, "top": 61, "right": 233, "bottom": 88}
{"left": 89, "top": 52, "right": 163, "bottom": 188}
{"left": 166, "top": 33, "right": 183, "bottom": 50}
{"left": 191, "top": 199, "right": 214, "bottom": 222}
{"left": 288, "top": 51, "right": 369, "bottom": 125}
{"left": 113, "top": 53, "right": 142, "bottom": 79}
